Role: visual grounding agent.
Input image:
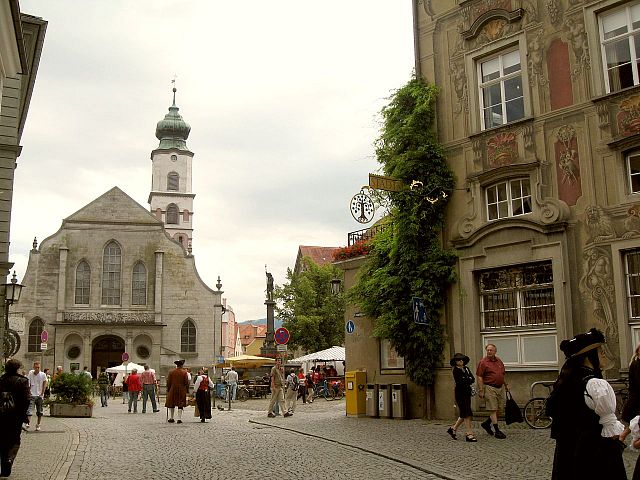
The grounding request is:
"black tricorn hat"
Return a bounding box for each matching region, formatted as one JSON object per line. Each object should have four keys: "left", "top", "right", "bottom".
{"left": 560, "top": 328, "right": 605, "bottom": 358}
{"left": 174, "top": 359, "right": 185, "bottom": 366}
{"left": 450, "top": 353, "right": 470, "bottom": 367}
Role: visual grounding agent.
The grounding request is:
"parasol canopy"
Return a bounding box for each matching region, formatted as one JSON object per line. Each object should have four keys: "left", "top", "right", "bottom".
{"left": 105, "top": 362, "right": 150, "bottom": 374}
{"left": 217, "top": 355, "right": 276, "bottom": 369}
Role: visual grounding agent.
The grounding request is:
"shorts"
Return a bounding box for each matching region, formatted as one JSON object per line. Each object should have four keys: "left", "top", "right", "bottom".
{"left": 27, "top": 395, "right": 44, "bottom": 417}
{"left": 484, "top": 384, "right": 505, "bottom": 412}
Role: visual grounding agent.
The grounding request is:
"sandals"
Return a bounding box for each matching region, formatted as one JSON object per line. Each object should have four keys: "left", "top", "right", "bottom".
{"left": 446, "top": 427, "right": 457, "bottom": 440}
{"left": 465, "top": 433, "right": 477, "bottom": 442}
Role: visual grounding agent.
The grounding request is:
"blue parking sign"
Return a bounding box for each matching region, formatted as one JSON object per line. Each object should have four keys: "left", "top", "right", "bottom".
{"left": 413, "top": 297, "right": 427, "bottom": 324}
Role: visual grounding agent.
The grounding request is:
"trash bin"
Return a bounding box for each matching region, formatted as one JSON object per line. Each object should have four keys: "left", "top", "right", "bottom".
{"left": 366, "top": 384, "right": 379, "bottom": 418}
{"left": 392, "top": 384, "right": 407, "bottom": 419}
{"left": 345, "top": 371, "right": 367, "bottom": 417}
{"left": 378, "top": 384, "right": 391, "bottom": 418}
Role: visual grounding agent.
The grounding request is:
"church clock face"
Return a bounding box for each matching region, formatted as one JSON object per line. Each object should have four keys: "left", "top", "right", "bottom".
{"left": 350, "top": 191, "right": 375, "bottom": 224}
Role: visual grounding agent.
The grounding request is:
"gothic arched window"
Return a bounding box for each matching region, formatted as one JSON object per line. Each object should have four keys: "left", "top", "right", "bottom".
{"left": 166, "top": 204, "right": 179, "bottom": 224}
{"left": 102, "top": 241, "right": 121, "bottom": 305}
{"left": 181, "top": 319, "right": 196, "bottom": 352}
{"left": 75, "top": 261, "right": 91, "bottom": 304}
{"left": 28, "top": 318, "right": 44, "bottom": 352}
{"left": 167, "top": 172, "right": 179, "bottom": 191}
{"left": 132, "top": 262, "right": 147, "bottom": 306}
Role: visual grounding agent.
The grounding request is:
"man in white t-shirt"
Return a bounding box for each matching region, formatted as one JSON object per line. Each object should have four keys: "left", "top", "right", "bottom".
{"left": 225, "top": 367, "right": 239, "bottom": 401}
{"left": 26, "top": 361, "right": 47, "bottom": 432}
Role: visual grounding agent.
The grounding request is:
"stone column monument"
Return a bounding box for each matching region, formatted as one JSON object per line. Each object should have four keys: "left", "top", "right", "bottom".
{"left": 260, "top": 271, "right": 277, "bottom": 358}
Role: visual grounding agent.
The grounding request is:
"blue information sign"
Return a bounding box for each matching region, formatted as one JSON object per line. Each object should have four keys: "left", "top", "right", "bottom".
{"left": 413, "top": 297, "right": 427, "bottom": 325}
{"left": 346, "top": 320, "right": 355, "bottom": 334}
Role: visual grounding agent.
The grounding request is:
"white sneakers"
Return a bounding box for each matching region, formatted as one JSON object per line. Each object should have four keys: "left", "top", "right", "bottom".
{"left": 35, "top": 425, "right": 41, "bottom": 431}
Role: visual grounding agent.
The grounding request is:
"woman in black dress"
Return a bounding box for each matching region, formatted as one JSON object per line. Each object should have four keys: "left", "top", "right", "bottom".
{"left": 447, "top": 353, "right": 477, "bottom": 442}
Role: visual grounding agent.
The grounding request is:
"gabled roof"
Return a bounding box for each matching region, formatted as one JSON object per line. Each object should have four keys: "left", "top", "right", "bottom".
{"left": 294, "top": 245, "right": 339, "bottom": 273}
{"left": 64, "top": 187, "right": 162, "bottom": 226}
{"left": 237, "top": 324, "right": 267, "bottom": 346}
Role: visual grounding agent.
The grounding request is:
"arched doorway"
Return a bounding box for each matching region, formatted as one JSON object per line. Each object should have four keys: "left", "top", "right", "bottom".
{"left": 92, "top": 335, "right": 125, "bottom": 377}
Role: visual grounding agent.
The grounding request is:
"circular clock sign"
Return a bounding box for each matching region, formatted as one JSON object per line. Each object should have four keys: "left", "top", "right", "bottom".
{"left": 274, "top": 327, "right": 290, "bottom": 345}
{"left": 350, "top": 191, "right": 375, "bottom": 224}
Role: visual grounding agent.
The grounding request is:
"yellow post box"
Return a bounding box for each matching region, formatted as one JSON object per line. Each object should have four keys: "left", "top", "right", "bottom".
{"left": 345, "top": 370, "right": 367, "bottom": 417}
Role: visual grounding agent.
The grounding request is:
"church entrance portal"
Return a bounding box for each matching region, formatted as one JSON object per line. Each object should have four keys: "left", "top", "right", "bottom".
{"left": 92, "top": 336, "right": 125, "bottom": 377}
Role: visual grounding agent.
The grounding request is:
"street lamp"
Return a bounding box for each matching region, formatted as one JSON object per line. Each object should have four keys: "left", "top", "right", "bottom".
{"left": 330, "top": 278, "right": 342, "bottom": 296}
{"left": 0, "top": 271, "right": 24, "bottom": 362}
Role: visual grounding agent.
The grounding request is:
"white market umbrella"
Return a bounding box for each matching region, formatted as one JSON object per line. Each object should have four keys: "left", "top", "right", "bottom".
{"left": 105, "top": 362, "right": 150, "bottom": 374}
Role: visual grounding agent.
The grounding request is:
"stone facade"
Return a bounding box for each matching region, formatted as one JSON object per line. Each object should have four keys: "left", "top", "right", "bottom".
{"left": 343, "top": 0, "right": 640, "bottom": 419}
{"left": 10, "top": 187, "right": 223, "bottom": 377}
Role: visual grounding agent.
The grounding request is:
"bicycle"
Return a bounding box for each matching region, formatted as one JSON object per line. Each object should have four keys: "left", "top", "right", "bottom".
{"left": 523, "top": 380, "right": 554, "bottom": 429}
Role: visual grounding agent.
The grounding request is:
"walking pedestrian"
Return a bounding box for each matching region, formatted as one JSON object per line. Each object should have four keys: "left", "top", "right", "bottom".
{"left": 165, "top": 359, "right": 189, "bottom": 423}
{"left": 284, "top": 369, "right": 298, "bottom": 416}
{"left": 43, "top": 368, "right": 51, "bottom": 399}
{"left": 121, "top": 374, "right": 129, "bottom": 404}
{"left": 225, "top": 366, "right": 238, "bottom": 402}
{"left": 98, "top": 368, "right": 110, "bottom": 407}
{"left": 193, "top": 372, "right": 214, "bottom": 422}
{"left": 82, "top": 366, "right": 92, "bottom": 379}
{"left": 140, "top": 365, "right": 159, "bottom": 413}
{"left": 25, "top": 361, "right": 47, "bottom": 432}
{"left": 0, "top": 359, "right": 30, "bottom": 478}
{"left": 446, "top": 353, "right": 477, "bottom": 442}
{"left": 305, "top": 369, "right": 314, "bottom": 403}
{"left": 476, "top": 344, "right": 509, "bottom": 439}
{"left": 297, "top": 368, "right": 307, "bottom": 404}
{"left": 546, "top": 328, "right": 626, "bottom": 479}
{"left": 126, "top": 369, "right": 142, "bottom": 413}
{"left": 629, "top": 414, "right": 640, "bottom": 480}
{"left": 267, "top": 357, "right": 285, "bottom": 418}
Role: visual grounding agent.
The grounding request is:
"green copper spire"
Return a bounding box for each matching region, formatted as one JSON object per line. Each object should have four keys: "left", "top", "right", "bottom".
{"left": 155, "top": 86, "right": 191, "bottom": 150}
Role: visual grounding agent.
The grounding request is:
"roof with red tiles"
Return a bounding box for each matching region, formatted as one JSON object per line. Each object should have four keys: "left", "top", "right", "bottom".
{"left": 294, "top": 245, "right": 339, "bottom": 273}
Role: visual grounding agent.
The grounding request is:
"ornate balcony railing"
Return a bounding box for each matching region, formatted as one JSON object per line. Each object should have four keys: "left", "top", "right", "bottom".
{"left": 348, "top": 223, "right": 388, "bottom": 246}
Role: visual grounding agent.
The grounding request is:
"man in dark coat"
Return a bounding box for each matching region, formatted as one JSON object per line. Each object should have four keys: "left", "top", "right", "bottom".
{"left": 165, "top": 359, "right": 189, "bottom": 424}
{"left": 0, "top": 359, "right": 30, "bottom": 477}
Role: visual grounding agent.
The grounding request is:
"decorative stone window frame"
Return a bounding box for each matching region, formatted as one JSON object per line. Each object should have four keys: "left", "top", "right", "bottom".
{"left": 626, "top": 150, "right": 640, "bottom": 195}
{"left": 465, "top": 32, "right": 531, "bottom": 134}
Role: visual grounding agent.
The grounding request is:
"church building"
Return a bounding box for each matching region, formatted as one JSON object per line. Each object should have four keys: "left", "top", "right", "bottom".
{"left": 10, "top": 89, "right": 225, "bottom": 377}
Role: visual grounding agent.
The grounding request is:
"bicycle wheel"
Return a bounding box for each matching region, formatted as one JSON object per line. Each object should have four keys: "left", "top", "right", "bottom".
{"left": 523, "top": 397, "right": 552, "bottom": 429}
{"left": 237, "top": 388, "right": 249, "bottom": 402}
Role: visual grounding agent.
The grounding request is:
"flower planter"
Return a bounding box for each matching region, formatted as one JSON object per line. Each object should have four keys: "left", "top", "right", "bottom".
{"left": 49, "top": 403, "right": 93, "bottom": 418}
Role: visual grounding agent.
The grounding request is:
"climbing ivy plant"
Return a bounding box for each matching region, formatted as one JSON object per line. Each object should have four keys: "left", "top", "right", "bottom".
{"left": 351, "top": 77, "right": 457, "bottom": 387}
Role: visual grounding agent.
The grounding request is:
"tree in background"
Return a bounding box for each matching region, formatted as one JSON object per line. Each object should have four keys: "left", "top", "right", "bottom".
{"left": 274, "top": 257, "right": 345, "bottom": 353}
{"left": 351, "top": 77, "right": 457, "bottom": 388}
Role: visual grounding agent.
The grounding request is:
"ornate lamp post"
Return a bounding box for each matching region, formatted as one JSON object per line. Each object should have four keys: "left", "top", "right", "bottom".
{"left": 1, "top": 271, "right": 24, "bottom": 363}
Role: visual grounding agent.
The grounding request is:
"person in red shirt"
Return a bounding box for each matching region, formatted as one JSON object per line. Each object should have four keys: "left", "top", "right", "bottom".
{"left": 476, "top": 344, "right": 509, "bottom": 439}
{"left": 125, "top": 369, "right": 142, "bottom": 413}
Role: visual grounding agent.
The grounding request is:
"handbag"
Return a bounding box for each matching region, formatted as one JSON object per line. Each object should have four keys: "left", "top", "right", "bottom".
{"left": 505, "top": 391, "right": 523, "bottom": 424}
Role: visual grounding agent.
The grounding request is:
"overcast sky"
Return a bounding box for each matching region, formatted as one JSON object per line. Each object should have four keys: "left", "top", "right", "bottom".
{"left": 15, "top": 1, "right": 415, "bottom": 320}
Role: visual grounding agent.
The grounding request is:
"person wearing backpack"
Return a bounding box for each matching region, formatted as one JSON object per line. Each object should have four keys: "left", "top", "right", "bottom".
{"left": 284, "top": 369, "right": 299, "bottom": 417}
{"left": 0, "top": 359, "right": 30, "bottom": 478}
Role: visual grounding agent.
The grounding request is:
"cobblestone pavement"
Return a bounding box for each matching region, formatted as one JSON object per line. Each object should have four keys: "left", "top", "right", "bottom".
{"left": 7, "top": 397, "right": 640, "bottom": 480}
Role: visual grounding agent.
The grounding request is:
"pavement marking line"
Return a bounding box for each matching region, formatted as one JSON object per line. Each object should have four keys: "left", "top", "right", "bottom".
{"left": 248, "top": 419, "right": 458, "bottom": 480}
{"left": 53, "top": 429, "right": 80, "bottom": 480}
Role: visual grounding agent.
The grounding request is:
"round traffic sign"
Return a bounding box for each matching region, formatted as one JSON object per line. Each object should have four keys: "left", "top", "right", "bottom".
{"left": 122, "top": 352, "right": 129, "bottom": 362}
{"left": 40, "top": 330, "right": 49, "bottom": 343}
{"left": 274, "top": 327, "right": 290, "bottom": 345}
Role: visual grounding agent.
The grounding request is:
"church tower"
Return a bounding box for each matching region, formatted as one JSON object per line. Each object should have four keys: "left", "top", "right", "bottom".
{"left": 148, "top": 86, "right": 195, "bottom": 252}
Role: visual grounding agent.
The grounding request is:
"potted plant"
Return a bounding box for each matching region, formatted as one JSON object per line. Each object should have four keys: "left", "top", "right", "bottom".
{"left": 49, "top": 372, "right": 94, "bottom": 417}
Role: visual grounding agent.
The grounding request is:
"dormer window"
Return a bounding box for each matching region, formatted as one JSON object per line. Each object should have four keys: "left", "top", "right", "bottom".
{"left": 486, "top": 179, "right": 532, "bottom": 220}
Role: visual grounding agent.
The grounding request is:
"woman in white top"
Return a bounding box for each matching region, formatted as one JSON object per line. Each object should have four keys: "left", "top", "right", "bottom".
{"left": 547, "top": 328, "right": 627, "bottom": 480}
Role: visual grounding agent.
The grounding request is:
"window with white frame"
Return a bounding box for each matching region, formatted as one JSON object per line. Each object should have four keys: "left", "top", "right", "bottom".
{"left": 600, "top": 2, "right": 640, "bottom": 93}
{"left": 627, "top": 152, "right": 640, "bottom": 194}
{"left": 485, "top": 179, "right": 532, "bottom": 220}
{"left": 478, "top": 49, "right": 525, "bottom": 129}
{"left": 625, "top": 249, "right": 640, "bottom": 321}
{"left": 479, "top": 262, "right": 555, "bottom": 330}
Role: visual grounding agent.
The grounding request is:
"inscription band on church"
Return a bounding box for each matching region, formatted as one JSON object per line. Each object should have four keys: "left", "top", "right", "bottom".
{"left": 63, "top": 311, "right": 155, "bottom": 324}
